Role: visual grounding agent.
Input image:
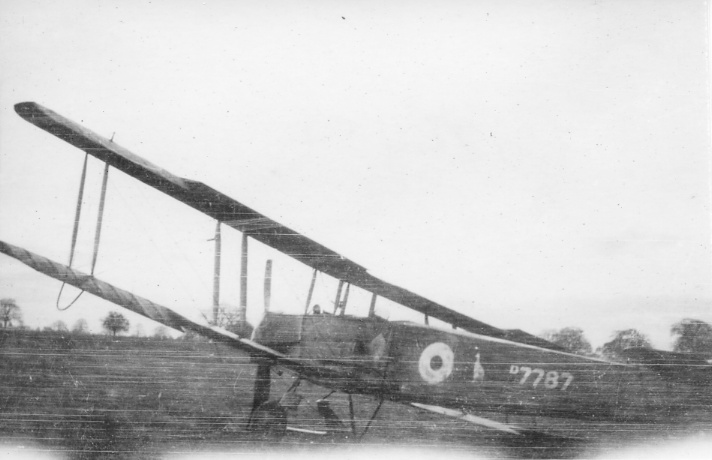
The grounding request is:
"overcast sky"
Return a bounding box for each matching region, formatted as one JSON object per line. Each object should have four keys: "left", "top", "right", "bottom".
{"left": 0, "top": 0, "right": 710, "bottom": 349}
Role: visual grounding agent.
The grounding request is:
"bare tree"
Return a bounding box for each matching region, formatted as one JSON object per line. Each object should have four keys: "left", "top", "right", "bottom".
{"left": 1, "top": 298, "right": 22, "bottom": 329}
{"left": 214, "top": 304, "right": 241, "bottom": 329}
{"left": 102, "top": 311, "right": 129, "bottom": 337}
{"left": 214, "top": 304, "right": 253, "bottom": 337}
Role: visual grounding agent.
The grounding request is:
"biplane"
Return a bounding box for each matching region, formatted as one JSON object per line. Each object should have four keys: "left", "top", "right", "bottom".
{"left": 3, "top": 102, "right": 712, "bottom": 446}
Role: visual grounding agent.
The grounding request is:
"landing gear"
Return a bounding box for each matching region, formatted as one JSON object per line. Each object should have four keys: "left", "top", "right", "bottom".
{"left": 247, "top": 400, "right": 287, "bottom": 439}
{"left": 247, "top": 364, "right": 299, "bottom": 439}
{"left": 246, "top": 364, "right": 383, "bottom": 441}
{"left": 316, "top": 391, "right": 384, "bottom": 440}
{"left": 316, "top": 399, "right": 347, "bottom": 432}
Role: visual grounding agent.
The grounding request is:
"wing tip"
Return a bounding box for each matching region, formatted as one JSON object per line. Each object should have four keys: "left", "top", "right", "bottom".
{"left": 14, "top": 101, "right": 42, "bottom": 119}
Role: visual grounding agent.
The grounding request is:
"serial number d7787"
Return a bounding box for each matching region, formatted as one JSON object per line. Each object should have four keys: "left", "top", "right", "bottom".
{"left": 509, "top": 365, "right": 574, "bottom": 391}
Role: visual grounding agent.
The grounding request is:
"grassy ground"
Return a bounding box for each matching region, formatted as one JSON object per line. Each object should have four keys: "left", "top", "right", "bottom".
{"left": 1, "top": 330, "right": 254, "bottom": 456}
{"left": 2, "top": 329, "right": 711, "bottom": 459}
{"left": 0, "top": 329, "right": 519, "bottom": 458}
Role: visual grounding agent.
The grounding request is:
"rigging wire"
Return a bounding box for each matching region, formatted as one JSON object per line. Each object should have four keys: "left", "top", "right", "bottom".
{"left": 89, "top": 162, "right": 110, "bottom": 274}
{"left": 56, "top": 153, "right": 89, "bottom": 310}
{"left": 56, "top": 155, "right": 110, "bottom": 311}
{"left": 68, "top": 153, "right": 89, "bottom": 267}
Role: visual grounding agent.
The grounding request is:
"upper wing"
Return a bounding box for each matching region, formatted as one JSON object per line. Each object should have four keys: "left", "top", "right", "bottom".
{"left": 14, "top": 101, "right": 559, "bottom": 350}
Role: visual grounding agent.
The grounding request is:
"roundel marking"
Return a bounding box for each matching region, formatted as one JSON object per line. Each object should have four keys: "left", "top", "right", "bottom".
{"left": 418, "top": 342, "right": 454, "bottom": 384}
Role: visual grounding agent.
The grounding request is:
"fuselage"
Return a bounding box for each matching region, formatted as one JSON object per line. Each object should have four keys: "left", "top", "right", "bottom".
{"left": 253, "top": 312, "right": 707, "bottom": 425}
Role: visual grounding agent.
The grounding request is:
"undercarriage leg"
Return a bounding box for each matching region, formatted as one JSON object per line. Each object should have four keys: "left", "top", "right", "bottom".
{"left": 279, "top": 377, "right": 303, "bottom": 410}
{"left": 359, "top": 398, "right": 384, "bottom": 440}
{"left": 348, "top": 394, "right": 357, "bottom": 435}
{"left": 251, "top": 361, "right": 272, "bottom": 414}
{"left": 247, "top": 362, "right": 288, "bottom": 438}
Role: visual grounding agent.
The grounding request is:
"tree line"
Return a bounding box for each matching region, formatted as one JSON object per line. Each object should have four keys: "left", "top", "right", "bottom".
{"left": 4, "top": 297, "right": 712, "bottom": 356}
{"left": 0, "top": 298, "right": 170, "bottom": 338}
{"left": 541, "top": 319, "right": 712, "bottom": 360}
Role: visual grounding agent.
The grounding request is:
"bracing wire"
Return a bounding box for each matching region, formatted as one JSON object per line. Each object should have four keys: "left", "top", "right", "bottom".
{"left": 89, "top": 162, "right": 110, "bottom": 274}
{"left": 68, "top": 153, "right": 89, "bottom": 267}
{"left": 56, "top": 155, "right": 110, "bottom": 310}
{"left": 56, "top": 153, "right": 89, "bottom": 310}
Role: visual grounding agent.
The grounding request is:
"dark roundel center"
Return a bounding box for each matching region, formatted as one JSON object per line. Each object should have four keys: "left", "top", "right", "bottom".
{"left": 430, "top": 355, "right": 443, "bottom": 370}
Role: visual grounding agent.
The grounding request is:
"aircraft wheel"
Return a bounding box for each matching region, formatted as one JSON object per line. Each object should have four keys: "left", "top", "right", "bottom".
{"left": 248, "top": 400, "right": 287, "bottom": 440}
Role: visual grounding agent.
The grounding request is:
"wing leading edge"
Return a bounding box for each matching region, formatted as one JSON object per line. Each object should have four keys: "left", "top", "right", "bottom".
{"left": 0, "top": 239, "right": 322, "bottom": 376}
{"left": 14, "top": 101, "right": 560, "bottom": 350}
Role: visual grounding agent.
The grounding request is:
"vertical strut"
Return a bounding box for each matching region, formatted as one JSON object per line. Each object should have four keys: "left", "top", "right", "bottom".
{"left": 333, "top": 280, "right": 344, "bottom": 314}
{"left": 340, "top": 283, "right": 350, "bottom": 315}
{"left": 304, "top": 268, "right": 317, "bottom": 313}
{"left": 212, "top": 221, "right": 221, "bottom": 325}
{"left": 263, "top": 260, "right": 272, "bottom": 311}
{"left": 239, "top": 233, "right": 248, "bottom": 323}
{"left": 368, "top": 293, "right": 377, "bottom": 318}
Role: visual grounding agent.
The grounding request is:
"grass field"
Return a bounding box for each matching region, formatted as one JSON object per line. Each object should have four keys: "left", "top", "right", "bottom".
{"left": 2, "top": 329, "right": 711, "bottom": 459}
{"left": 0, "top": 329, "right": 521, "bottom": 458}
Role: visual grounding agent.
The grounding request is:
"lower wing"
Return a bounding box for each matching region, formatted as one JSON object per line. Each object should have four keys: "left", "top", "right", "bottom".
{"left": 0, "top": 239, "right": 305, "bottom": 370}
